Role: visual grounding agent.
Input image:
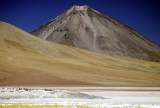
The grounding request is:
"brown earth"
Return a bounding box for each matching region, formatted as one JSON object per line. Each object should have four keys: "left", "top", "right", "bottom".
{"left": 0, "top": 21, "right": 160, "bottom": 86}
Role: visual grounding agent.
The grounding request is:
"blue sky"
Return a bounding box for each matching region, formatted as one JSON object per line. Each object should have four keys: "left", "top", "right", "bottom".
{"left": 0, "top": 0, "right": 160, "bottom": 45}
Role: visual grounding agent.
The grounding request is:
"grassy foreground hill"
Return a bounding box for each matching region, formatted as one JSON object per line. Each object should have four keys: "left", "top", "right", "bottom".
{"left": 0, "top": 21, "right": 160, "bottom": 86}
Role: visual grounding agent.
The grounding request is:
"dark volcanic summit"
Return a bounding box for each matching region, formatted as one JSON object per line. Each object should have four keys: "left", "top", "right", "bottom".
{"left": 31, "top": 6, "right": 160, "bottom": 61}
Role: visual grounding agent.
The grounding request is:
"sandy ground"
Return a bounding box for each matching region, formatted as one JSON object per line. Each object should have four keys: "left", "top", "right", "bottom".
{"left": 1, "top": 102, "right": 160, "bottom": 108}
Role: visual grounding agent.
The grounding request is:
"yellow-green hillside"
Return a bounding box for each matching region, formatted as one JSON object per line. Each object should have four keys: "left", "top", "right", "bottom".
{"left": 0, "top": 21, "right": 160, "bottom": 86}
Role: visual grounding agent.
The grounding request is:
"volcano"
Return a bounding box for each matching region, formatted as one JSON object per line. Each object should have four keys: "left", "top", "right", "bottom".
{"left": 31, "top": 6, "right": 160, "bottom": 61}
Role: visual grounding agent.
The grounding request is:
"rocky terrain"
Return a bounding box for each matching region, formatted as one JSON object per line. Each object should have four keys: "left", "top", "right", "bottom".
{"left": 31, "top": 5, "right": 160, "bottom": 61}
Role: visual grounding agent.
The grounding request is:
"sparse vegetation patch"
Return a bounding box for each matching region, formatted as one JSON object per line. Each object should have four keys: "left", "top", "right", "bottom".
{"left": 0, "top": 72, "right": 10, "bottom": 80}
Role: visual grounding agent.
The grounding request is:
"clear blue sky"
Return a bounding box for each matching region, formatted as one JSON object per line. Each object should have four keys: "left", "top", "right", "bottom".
{"left": 0, "top": 0, "right": 160, "bottom": 45}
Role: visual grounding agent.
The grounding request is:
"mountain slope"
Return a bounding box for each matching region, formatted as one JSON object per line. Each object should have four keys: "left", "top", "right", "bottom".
{"left": 0, "top": 21, "right": 160, "bottom": 86}
{"left": 31, "top": 6, "right": 160, "bottom": 61}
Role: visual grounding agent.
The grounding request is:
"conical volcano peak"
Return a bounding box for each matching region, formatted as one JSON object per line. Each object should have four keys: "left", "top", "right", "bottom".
{"left": 31, "top": 5, "right": 160, "bottom": 61}
{"left": 66, "top": 5, "right": 90, "bottom": 15}
{"left": 71, "top": 5, "right": 89, "bottom": 11}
